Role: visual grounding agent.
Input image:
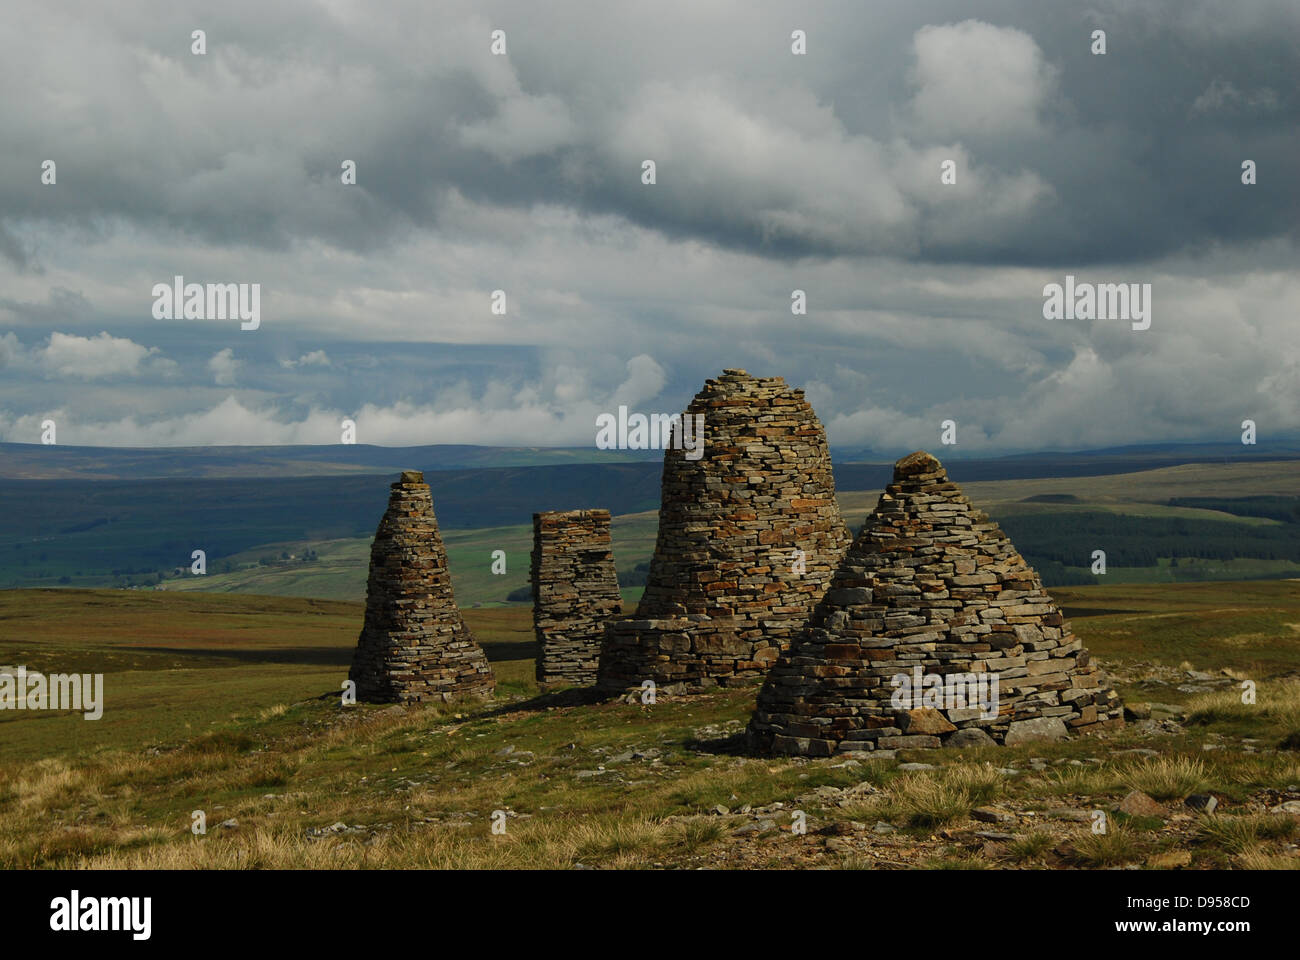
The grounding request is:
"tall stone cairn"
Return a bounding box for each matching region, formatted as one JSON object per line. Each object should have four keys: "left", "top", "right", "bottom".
{"left": 349, "top": 471, "right": 495, "bottom": 703}
{"left": 597, "top": 369, "right": 851, "bottom": 693}
{"left": 531, "top": 509, "right": 623, "bottom": 685}
{"left": 748, "top": 451, "right": 1123, "bottom": 755}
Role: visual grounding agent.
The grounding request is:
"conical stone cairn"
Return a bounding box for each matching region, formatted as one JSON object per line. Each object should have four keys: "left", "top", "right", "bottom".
{"left": 349, "top": 471, "right": 495, "bottom": 703}
{"left": 597, "top": 369, "right": 851, "bottom": 693}
{"left": 748, "top": 451, "right": 1123, "bottom": 755}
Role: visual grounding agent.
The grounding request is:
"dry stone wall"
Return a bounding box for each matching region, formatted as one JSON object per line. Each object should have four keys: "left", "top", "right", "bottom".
{"left": 531, "top": 509, "right": 623, "bottom": 685}
{"left": 748, "top": 451, "right": 1123, "bottom": 755}
{"left": 349, "top": 471, "right": 495, "bottom": 703}
{"left": 597, "top": 369, "right": 850, "bottom": 693}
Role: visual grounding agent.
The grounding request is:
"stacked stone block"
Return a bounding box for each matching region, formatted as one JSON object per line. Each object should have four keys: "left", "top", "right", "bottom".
{"left": 531, "top": 509, "right": 623, "bottom": 685}
{"left": 597, "top": 369, "right": 851, "bottom": 693}
{"left": 748, "top": 451, "right": 1123, "bottom": 755}
{"left": 349, "top": 471, "right": 495, "bottom": 703}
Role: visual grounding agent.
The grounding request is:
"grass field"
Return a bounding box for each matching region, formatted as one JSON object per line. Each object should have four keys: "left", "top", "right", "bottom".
{"left": 2, "top": 582, "right": 1298, "bottom": 869}
{"left": 158, "top": 510, "right": 663, "bottom": 607}
{"left": 137, "top": 460, "right": 1300, "bottom": 605}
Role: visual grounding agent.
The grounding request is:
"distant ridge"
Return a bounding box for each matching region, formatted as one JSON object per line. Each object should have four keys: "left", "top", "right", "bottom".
{"left": 1, "top": 438, "right": 1296, "bottom": 482}
{"left": 0, "top": 442, "right": 660, "bottom": 480}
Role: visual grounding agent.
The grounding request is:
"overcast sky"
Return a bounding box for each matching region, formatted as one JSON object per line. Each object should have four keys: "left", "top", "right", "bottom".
{"left": 1, "top": 0, "right": 1297, "bottom": 454}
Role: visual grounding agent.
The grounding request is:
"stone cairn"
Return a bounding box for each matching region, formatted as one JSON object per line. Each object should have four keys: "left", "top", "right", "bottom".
{"left": 597, "top": 369, "right": 851, "bottom": 694}
{"left": 748, "top": 451, "right": 1123, "bottom": 755}
{"left": 349, "top": 471, "right": 495, "bottom": 703}
{"left": 531, "top": 509, "right": 623, "bottom": 685}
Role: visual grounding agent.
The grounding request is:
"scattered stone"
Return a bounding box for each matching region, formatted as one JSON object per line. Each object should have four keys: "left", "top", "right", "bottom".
{"left": 973, "top": 831, "right": 1016, "bottom": 841}
{"left": 872, "top": 822, "right": 897, "bottom": 834}
{"left": 1005, "top": 718, "right": 1070, "bottom": 746}
{"left": 1124, "top": 702, "right": 1152, "bottom": 721}
{"left": 1185, "top": 794, "right": 1218, "bottom": 814}
{"left": 349, "top": 472, "right": 494, "bottom": 702}
{"left": 711, "top": 805, "right": 730, "bottom": 816}
{"left": 531, "top": 510, "right": 623, "bottom": 685}
{"left": 897, "top": 708, "right": 957, "bottom": 735}
{"left": 1148, "top": 850, "right": 1192, "bottom": 869}
{"left": 972, "top": 806, "right": 1016, "bottom": 824}
{"left": 947, "top": 728, "right": 996, "bottom": 748}
{"left": 819, "top": 821, "right": 855, "bottom": 836}
{"left": 898, "top": 762, "right": 937, "bottom": 772}
{"left": 1269, "top": 801, "right": 1300, "bottom": 815}
{"left": 1044, "top": 808, "right": 1093, "bottom": 822}
{"left": 1117, "top": 790, "right": 1167, "bottom": 818}
{"left": 218, "top": 819, "right": 238, "bottom": 830}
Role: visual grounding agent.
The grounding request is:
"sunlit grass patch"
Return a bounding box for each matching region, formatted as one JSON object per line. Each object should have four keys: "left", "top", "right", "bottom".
{"left": 1196, "top": 813, "right": 1296, "bottom": 855}
{"left": 1006, "top": 831, "right": 1054, "bottom": 863}
{"left": 1069, "top": 823, "right": 1146, "bottom": 867}
{"left": 863, "top": 763, "right": 1003, "bottom": 828}
{"left": 1186, "top": 680, "right": 1300, "bottom": 732}
{"left": 1119, "top": 756, "right": 1210, "bottom": 800}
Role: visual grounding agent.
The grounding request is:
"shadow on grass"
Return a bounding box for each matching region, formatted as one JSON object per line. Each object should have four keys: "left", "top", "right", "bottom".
{"left": 131, "top": 645, "right": 351, "bottom": 666}
{"left": 682, "top": 731, "right": 750, "bottom": 756}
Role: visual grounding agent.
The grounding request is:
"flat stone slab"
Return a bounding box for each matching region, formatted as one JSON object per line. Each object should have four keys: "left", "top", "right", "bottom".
{"left": 1004, "top": 717, "right": 1070, "bottom": 745}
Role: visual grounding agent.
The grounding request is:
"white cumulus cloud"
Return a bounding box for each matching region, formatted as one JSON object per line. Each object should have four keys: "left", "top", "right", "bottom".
{"left": 906, "top": 20, "right": 1058, "bottom": 140}
{"left": 38, "top": 331, "right": 162, "bottom": 380}
{"left": 208, "top": 348, "right": 240, "bottom": 386}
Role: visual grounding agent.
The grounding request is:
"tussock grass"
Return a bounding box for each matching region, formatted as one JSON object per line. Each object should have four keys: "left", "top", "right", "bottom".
{"left": 1070, "top": 824, "right": 1146, "bottom": 867}
{"left": 674, "top": 817, "right": 727, "bottom": 853}
{"left": 1235, "top": 850, "right": 1300, "bottom": 869}
{"left": 1006, "top": 831, "right": 1055, "bottom": 863}
{"left": 1186, "top": 680, "right": 1300, "bottom": 730}
{"left": 860, "top": 763, "right": 1002, "bottom": 828}
{"left": 1036, "top": 765, "right": 1123, "bottom": 799}
{"left": 8, "top": 760, "right": 97, "bottom": 812}
{"left": 569, "top": 817, "right": 673, "bottom": 865}
{"left": 923, "top": 853, "right": 989, "bottom": 869}
{"left": 1197, "top": 814, "right": 1296, "bottom": 855}
{"left": 1119, "top": 756, "right": 1211, "bottom": 800}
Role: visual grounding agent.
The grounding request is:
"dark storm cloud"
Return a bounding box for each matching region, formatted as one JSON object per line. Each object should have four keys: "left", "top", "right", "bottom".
{"left": 1, "top": 0, "right": 1296, "bottom": 268}
{"left": 0, "top": 0, "right": 1296, "bottom": 453}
